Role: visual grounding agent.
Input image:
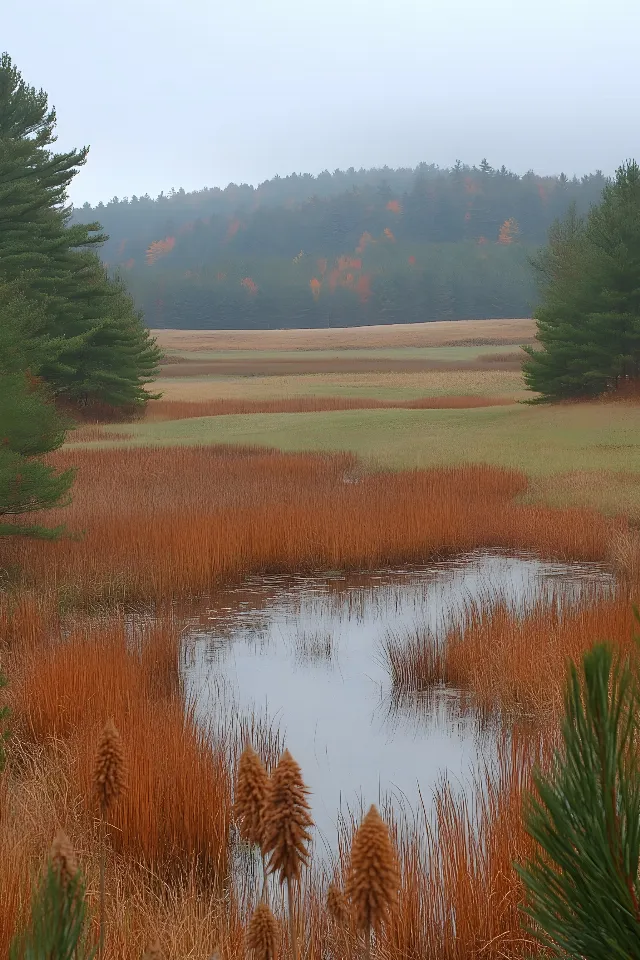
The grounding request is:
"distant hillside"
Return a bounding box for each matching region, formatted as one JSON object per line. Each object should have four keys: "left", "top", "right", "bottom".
{"left": 73, "top": 160, "right": 608, "bottom": 329}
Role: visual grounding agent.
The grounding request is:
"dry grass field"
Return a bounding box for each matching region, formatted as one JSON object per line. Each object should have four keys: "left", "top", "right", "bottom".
{"left": 156, "top": 368, "right": 527, "bottom": 401}
{"left": 155, "top": 318, "right": 536, "bottom": 352}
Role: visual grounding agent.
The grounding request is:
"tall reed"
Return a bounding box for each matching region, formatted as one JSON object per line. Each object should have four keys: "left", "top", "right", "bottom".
{"left": 1, "top": 447, "right": 621, "bottom": 604}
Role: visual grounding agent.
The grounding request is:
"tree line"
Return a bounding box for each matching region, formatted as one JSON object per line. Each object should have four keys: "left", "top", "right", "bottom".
{"left": 74, "top": 160, "right": 609, "bottom": 329}
{"left": 0, "top": 53, "right": 160, "bottom": 537}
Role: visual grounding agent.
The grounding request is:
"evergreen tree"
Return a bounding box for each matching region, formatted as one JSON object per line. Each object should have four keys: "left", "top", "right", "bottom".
{"left": 524, "top": 161, "right": 640, "bottom": 400}
{"left": 0, "top": 286, "right": 73, "bottom": 538}
{"left": 518, "top": 641, "right": 640, "bottom": 958}
{"left": 0, "top": 53, "right": 161, "bottom": 409}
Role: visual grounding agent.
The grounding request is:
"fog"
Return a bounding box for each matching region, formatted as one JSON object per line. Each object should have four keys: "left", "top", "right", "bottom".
{"left": 4, "top": 0, "right": 640, "bottom": 203}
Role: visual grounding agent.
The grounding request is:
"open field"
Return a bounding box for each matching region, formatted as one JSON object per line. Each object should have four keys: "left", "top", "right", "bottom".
{"left": 158, "top": 353, "right": 525, "bottom": 377}
{"left": 78, "top": 401, "right": 640, "bottom": 517}
{"left": 156, "top": 368, "right": 528, "bottom": 400}
{"left": 155, "top": 317, "right": 536, "bottom": 352}
{"left": 65, "top": 317, "right": 640, "bottom": 517}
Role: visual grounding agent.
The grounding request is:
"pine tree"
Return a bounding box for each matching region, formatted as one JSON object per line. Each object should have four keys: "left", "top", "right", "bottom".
{"left": 517, "top": 642, "right": 640, "bottom": 958}
{"left": 0, "top": 53, "right": 162, "bottom": 410}
{"left": 524, "top": 161, "right": 640, "bottom": 400}
{"left": 0, "top": 286, "right": 73, "bottom": 538}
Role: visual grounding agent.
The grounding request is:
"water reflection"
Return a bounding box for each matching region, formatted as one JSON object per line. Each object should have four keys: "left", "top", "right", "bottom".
{"left": 184, "top": 551, "right": 613, "bottom": 841}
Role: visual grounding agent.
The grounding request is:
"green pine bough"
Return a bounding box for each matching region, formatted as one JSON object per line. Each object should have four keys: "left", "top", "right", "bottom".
{"left": 518, "top": 634, "right": 640, "bottom": 958}
{"left": 10, "top": 862, "right": 95, "bottom": 960}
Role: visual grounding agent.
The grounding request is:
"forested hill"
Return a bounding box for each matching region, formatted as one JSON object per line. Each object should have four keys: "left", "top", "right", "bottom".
{"left": 74, "top": 161, "right": 609, "bottom": 329}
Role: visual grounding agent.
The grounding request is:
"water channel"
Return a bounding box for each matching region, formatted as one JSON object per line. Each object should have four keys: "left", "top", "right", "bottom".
{"left": 184, "top": 551, "right": 614, "bottom": 842}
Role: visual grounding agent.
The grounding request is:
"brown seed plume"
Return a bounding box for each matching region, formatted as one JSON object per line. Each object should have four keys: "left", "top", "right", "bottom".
{"left": 234, "top": 744, "right": 269, "bottom": 848}
{"left": 49, "top": 829, "right": 78, "bottom": 890}
{"left": 327, "top": 882, "right": 349, "bottom": 926}
{"left": 142, "top": 940, "right": 162, "bottom": 960}
{"left": 246, "top": 901, "right": 279, "bottom": 960}
{"left": 93, "top": 719, "right": 128, "bottom": 813}
{"left": 346, "top": 805, "right": 400, "bottom": 934}
{"left": 262, "top": 749, "right": 313, "bottom": 884}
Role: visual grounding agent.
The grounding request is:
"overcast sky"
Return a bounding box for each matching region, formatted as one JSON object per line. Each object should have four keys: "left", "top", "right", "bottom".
{"left": 5, "top": 0, "right": 640, "bottom": 205}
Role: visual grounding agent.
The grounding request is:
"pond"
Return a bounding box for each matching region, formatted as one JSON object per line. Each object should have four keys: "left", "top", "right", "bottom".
{"left": 184, "top": 552, "right": 614, "bottom": 843}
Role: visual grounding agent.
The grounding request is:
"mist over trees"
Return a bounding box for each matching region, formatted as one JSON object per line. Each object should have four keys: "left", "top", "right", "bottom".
{"left": 75, "top": 162, "right": 609, "bottom": 329}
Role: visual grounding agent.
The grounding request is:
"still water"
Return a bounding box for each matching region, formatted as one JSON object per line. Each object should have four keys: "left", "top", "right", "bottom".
{"left": 184, "top": 552, "right": 613, "bottom": 842}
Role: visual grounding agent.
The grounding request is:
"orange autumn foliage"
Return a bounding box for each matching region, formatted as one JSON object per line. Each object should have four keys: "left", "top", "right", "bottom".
{"left": 386, "top": 199, "right": 401, "bottom": 214}
{"left": 383, "top": 228, "right": 395, "bottom": 242}
{"left": 355, "top": 231, "right": 374, "bottom": 254}
{"left": 145, "top": 237, "right": 176, "bottom": 265}
{"left": 498, "top": 218, "right": 519, "bottom": 245}
{"left": 241, "top": 277, "right": 258, "bottom": 295}
{"left": 309, "top": 277, "right": 321, "bottom": 299}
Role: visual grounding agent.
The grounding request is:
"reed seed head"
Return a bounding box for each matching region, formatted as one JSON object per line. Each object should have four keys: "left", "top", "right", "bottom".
{"left": 346, "top": 805, "right": 400, "bottom": 934}
{"left": 93, "top": 718, "right": 128, "bottom": 813}
{"left": 246, "top": 901, "right": 278, "bottom": 960}
{"left": 49, "top": 829, "right": 78, "bottom": 890}
{"left": 262, "top": 749, "right": 313, "bottom": 884}
{"left": 327, "top": 882, "right": 348, "bottom": 926}
{"left": 234, "top": 744, "right": 269, "bottom": 849}
{"left": 142, "top": 939, "right": 162, "bottom": 960}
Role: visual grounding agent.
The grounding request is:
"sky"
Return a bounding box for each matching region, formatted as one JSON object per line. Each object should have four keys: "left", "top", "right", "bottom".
{"left": 4, "top": 0, "right": 640, "bottom": 205}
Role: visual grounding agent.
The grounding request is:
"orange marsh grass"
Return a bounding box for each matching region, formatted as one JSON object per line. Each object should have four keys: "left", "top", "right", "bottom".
{"left": 0, "top": 443, "right": 623, "bottom": 957}
{"left": 384, "top": 591, "right": 638, "bottom": 720}
{"left": 0, "top": 446, "right": 624, "bottom": 605}
{"left": 8, "top": 617, "right": 231, "bottom": 887}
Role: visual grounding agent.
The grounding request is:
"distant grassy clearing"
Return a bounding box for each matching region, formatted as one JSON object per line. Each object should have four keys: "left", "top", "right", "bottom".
{"left": 154, "top": 317, "right": 535, "bottom": 352}
{"left": 158, "top": 369, "right": 527, "bottom": 401}
{"left": 163, "top": 345, "right": 518, "bottom": 362}
{"left": 84, "top": 402, "right": 640, "bottom": 515}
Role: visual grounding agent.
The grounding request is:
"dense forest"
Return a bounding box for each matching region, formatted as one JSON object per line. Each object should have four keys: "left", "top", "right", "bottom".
{"left": 74, "top": 161, "right": 610, "bottom": 328}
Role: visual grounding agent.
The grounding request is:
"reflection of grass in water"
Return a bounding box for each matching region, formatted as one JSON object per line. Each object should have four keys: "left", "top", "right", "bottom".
{"left": 292, "top": 629, "right": 335, "bottom": 663}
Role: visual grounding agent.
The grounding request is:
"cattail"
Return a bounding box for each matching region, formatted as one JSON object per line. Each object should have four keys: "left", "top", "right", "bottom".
{"left": 93, "top": 719, "right": 128, "bottom": 814}
{"left": 49, "top": 829, "right": 78, "bottom": 890}
{"left": 327, "top": 882, "right": 348, "bottom": 926}
{"left": 142, "top": 940, "right": 162, "bottom": 960}
{"left": 235, "top": 745, "right": 269, "bottom": 848}
{"left": 93, "top": 719, "right": 127, "bottom": 960}
{"left": 246, "top": 901, "right": 278, "bottom": 960}
{"left": 346, "top": 806, "right": 399, "bottom": 938}
{"left": 262, "top": 750, "right": 313, "bottom": 960}
{"left": 262, "top": 749, "right": 313, "bottom": 883}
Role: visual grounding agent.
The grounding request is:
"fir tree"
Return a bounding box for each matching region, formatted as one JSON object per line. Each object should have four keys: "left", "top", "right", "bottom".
{"left": 524, "top": 161, "right": 640, "bottom": 400}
